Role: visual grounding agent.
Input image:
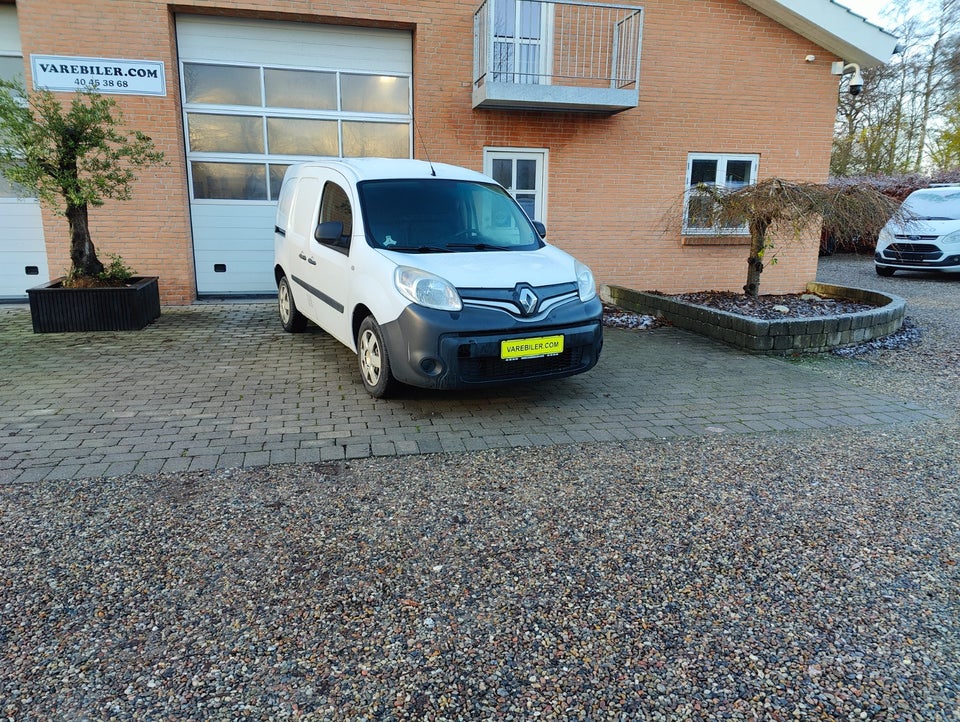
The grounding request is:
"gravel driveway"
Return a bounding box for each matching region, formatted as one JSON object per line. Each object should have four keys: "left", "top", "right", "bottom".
{"left": 2, "top": 255, "right": 958, "bottom": 720}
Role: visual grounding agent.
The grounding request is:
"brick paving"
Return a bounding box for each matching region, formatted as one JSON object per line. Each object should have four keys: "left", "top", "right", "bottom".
{"left": 0, "top": 300, "right": 945, "bottom": 483}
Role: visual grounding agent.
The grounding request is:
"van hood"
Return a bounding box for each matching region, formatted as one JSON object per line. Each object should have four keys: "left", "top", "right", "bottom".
{"left": 882, "top": 217, "right": 960, "bottom": 239}
{"left": 378, "top": 244, "right": 581, "bottom": 288}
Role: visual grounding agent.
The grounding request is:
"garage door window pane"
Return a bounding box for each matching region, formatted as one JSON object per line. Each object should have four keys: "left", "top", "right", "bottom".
{"left": 265, "top": 68, "right": 336, "bottom": 110}
{"left": 0, "top": 174, "right": 25, "bottom": 198}
{"left": 188, "top": 113, "right": 264, "bottom": 153}
{"left": 269, "top": 164, "right": 290, "bottom": 202}
{"left": 192, "top": 162, "right": 267, "bottom": 200}
{"left": 342, "top": 122, "right": 409, "bottom": 158}
{"left": 183, "top": 63, "right": 261, "bottom": 106}
{"left": 341, "top": 74, "right": 409, "bottom": 114}
{"left": 0, "top": 56, "right": 24, "bottom": 83}
{"left": 267, "top": 117, "right": 338, "bottom": 156}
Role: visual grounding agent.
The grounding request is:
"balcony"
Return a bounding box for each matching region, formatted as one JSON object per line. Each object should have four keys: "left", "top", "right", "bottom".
{"left": 473, "top": 0, "right": 643, "bottom": 113}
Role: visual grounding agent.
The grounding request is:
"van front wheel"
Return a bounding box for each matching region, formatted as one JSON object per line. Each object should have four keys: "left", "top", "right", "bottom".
{"left": 358, "top": 316, "right": 398, "bottom": 398}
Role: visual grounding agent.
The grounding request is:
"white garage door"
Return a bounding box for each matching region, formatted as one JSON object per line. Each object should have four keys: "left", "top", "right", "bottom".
{"left": 0, "top": 5, "right": 49, "bottom": 301}
{"left": 176, "top": 15, "right": 413, "bottom": 295}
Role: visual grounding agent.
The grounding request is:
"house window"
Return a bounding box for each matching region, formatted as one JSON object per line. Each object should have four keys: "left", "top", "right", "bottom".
{"left": 484, "top": 148, "right": 548, "bottom": 222}
{"left": 683, "top": 153, "right": 758, "bottom": 235}
{"left": 492, "top": 0, "right": 551, "bottom": 84}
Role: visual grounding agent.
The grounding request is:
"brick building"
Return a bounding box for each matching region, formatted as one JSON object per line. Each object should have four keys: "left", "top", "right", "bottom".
{"left": 0, "top": 0, "right": 896, "bottom": 303}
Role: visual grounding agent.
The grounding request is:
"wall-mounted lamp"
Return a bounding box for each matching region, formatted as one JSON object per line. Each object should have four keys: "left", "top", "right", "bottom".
{"left": 831, "top": 61, "right": 863, "bottom": 96}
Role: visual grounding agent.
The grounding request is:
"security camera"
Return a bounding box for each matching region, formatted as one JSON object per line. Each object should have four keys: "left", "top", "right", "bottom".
{"left": 832, "top": 61, "right": 864, "bottom": 97}
{"left": 848, "top": 67, "right": 864, "bottom": 96}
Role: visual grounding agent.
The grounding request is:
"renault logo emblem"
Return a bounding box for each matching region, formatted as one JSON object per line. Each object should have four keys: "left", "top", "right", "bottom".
{"left": 516, "top": 285, "right": 539, "bottom": 316}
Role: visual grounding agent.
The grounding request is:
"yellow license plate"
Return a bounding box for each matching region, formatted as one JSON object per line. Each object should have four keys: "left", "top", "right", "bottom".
{"left": 501, "top": 335, "right": 565, "bottom": 360}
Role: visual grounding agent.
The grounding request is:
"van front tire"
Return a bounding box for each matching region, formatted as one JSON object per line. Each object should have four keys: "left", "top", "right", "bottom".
{"left": 278, "top": 276, "right": 308, "bottom": 333}
{"left": 358, "top": 316, "right": 398, "bottom": 398}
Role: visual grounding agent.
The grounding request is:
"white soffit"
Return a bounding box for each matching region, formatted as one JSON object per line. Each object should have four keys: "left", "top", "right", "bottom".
{"left": 740, "top": 0, "right": 899, "bottom": 67}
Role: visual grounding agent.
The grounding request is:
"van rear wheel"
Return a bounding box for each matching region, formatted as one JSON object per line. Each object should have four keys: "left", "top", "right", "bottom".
{"left": 358, "top": 316, "right": 398, "bottom": 398}
{"left": 278, "top": 276, "right": 307, "bottom": 333}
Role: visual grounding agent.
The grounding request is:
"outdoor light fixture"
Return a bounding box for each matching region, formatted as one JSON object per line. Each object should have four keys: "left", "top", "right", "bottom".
{"left": 831, "top": 61, "right": 864, "bottom": 96}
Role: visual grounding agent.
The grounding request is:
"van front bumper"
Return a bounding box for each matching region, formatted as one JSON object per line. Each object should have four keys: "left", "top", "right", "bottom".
{"left": 380, "top": 297, "right": 603, "bottom": 390}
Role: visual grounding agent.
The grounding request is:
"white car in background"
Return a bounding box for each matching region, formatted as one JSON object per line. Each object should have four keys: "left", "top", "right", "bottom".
{"left": 875, "top": 184, "right": 960, "bottom": 276}
{"left": 273, "top": 158, "right": 603, "bottom": 398}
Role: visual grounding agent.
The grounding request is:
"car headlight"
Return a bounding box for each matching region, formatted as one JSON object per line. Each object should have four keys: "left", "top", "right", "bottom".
{"left": 575, "top": 260, "right": 596, "bottom": 302}
{"left": 394, "top": 266, "right": 462, "bottom": 311}
{"left": 939, "top": 229, "right": 960, "bottom": 245}
{"left": 876, "top": 226, "right": 895, "bottom": 248}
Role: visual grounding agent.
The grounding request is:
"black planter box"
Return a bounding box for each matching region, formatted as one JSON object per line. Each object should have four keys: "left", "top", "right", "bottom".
{"left": 27, "top": 276, "right": 161, "bottom": 333}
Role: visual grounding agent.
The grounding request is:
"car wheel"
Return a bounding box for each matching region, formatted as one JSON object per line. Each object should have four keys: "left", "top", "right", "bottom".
{"left": 358, "top": 316, "right": 398, "bottom": 398}
{"left": 278, "top": 276, "right": 307, "bottom": 332}
{"left": 875, "top": 265, "right": 896, "bottom": 277}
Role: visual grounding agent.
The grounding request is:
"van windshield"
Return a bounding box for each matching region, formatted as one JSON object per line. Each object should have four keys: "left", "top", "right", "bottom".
{"left": 904, "top": 189, "right": 960, "bottom": 220}
{"left": 357, "top": 179, "right": 543, "bottom": 252}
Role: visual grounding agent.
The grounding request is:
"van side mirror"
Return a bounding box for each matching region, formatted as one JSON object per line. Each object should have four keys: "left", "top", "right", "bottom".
{"left": 532, "top": 221, "right": 546, "bottom": 238}
{"left": 315, "top": 221, "right": 344, "bottom": 243}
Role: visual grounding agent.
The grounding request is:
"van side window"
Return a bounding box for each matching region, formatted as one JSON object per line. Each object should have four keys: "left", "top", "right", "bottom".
{"left": 317, "top": 181, "right": 353, "bottom": 252}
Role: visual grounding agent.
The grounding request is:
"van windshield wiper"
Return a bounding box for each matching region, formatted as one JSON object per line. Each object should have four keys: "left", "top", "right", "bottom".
{"left": 447, "top": 242, "right": 513, "bottom": 251}
{"left": 389, "top": 245, "right": 452, "bottom": 253}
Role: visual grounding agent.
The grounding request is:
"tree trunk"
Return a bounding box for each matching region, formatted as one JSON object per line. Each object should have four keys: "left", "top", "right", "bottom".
{"left": 66, "top": 202, "right": 104, "bottom": 278}
{"left": 743, "top": 219, "right": 770, "bottom": 298}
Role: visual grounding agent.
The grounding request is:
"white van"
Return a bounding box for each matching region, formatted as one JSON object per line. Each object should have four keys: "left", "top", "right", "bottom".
{"left": 875, "top": 184, "right": 960, "bottom": 276}
{"left": 273, "top": 158, "right": 603, "bottom": 397}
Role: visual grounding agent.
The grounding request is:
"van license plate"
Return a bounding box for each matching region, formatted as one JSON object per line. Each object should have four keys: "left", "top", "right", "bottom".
{"left": 501, "top": 335, "right": 564, "bottom": 360}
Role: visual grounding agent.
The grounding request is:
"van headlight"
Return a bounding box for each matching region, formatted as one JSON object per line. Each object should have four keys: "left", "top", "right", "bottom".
{"left": 575, "top": 261, "right": 596, "bottom": 302}
{"left": 940, "top": 230, "right": 960, "bottom": 245}
{"left": 394, "top": 266, "right": 462, "bottom": 311}
{"left": 876, "top": 226, "right": 895, "bottom": 249}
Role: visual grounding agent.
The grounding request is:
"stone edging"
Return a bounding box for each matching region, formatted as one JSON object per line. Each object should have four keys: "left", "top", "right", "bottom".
{"left": 600, "top": 282, "right": 906, "bottom": 354}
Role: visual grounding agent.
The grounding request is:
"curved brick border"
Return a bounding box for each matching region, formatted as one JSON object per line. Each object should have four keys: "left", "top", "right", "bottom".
{"left": 601, "top": 282, "right": 906, "bottom": 354}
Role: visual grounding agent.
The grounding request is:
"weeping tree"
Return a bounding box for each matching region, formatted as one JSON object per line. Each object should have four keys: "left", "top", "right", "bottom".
{"left": 691, "top": 178, "right": 902, "bottom": 297}
{"left": 0, "top": 79, "right": 164, "bottom": 283}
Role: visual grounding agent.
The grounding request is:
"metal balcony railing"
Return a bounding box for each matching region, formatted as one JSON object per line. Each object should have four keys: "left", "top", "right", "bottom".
{"left": 473, "top": 0, "right": 643, "bottom": 113}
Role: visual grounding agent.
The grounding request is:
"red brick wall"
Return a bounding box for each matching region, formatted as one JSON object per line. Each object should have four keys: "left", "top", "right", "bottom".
{"left": 14, "top": 0, "right": 841, "bottom": 303}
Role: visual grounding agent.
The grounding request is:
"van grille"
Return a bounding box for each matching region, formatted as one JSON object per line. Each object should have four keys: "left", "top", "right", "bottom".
{"left": 459, "top": 347, "right": 585, "bottom": 382}
{"left": 883, "top": 243, "right": 942, "bottom": 262}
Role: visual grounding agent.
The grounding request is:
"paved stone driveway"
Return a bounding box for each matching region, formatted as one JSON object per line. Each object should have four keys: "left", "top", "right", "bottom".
{"left": 0, "top": 298, "right": 943, "bottom": 483}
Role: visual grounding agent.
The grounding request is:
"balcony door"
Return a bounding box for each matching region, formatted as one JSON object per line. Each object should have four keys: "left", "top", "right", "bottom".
{"left": 493, "top": 0, "right": 552, "bottom": 84}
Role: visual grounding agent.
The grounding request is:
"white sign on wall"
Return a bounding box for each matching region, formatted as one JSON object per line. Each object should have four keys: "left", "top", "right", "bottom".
{"left": 31, "top": 55, "right": 166, "bottom": 96}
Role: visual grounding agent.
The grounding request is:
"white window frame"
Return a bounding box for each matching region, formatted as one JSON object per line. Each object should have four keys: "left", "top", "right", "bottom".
{"left": 484, "top": 147, "right": 548, "bottom": 223}
{"left": 683, "top": 153, "right": 759, "bottom": 235}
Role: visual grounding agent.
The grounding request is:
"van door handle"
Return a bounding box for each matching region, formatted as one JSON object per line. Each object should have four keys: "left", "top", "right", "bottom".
{"left": 307, "top": 258, "right": 317, "bottom": 265}
{"left": 298, "top": 253, "right": 307, "bottom": 260}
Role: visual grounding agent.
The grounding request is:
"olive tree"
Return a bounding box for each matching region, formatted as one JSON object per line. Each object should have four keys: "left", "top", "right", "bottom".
{"left": 690, "top": 178, "right": 901, "bottom": 297}
{"left": 0, "top": 79, "right": 164, "bottom": 281}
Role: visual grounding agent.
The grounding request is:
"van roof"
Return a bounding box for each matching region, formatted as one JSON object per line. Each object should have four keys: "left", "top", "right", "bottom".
{"left": 288, "top": 157, "right": 491, "bottom": 184}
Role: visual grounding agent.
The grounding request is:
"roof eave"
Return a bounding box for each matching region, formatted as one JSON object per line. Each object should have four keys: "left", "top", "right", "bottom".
{"left": 741, "top": 0, "right": 899, "bottom": 67}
